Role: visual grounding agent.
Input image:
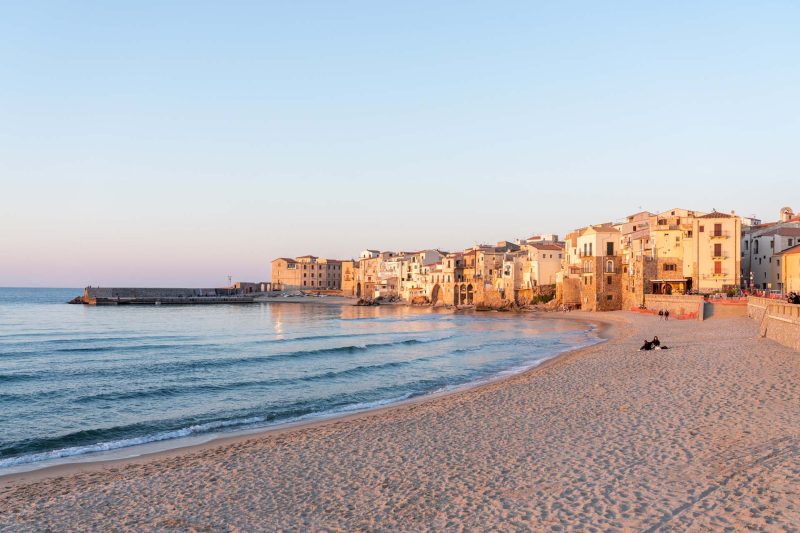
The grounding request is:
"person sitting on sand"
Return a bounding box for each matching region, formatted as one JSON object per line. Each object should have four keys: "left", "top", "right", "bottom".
{"left": 640, "top": 339, "right": 654, "bottom": 351}
{"left": 652, "top": 336, "right": 660, "bottom": 347}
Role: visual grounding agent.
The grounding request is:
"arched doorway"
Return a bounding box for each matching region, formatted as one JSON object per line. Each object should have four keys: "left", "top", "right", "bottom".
{"left": 466, "top": 284, "right": 474, "bottom": 305}
{"left": 663, "top": 283, "right": 673, "bottom": 295}
{"left": 356, "top": 283, "right": 362, "bottom": 298}
{"left": 453, "top": 285, "right": 460, "bottom": 305}
{"left": 430, "top": 284, "right": 442, "bottom": 305}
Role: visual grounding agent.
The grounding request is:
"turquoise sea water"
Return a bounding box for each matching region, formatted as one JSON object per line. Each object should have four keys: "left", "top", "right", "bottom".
{"left": 0, "top": 288, "right": 601, "bottom": 469}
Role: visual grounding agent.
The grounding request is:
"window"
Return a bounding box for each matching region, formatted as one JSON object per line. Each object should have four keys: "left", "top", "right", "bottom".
{"left": 770, "top": 240, "right": 774, "bottom": 249}
{"left": 714, "top": 261, "right": 722, "bottom": 274}
{"left": 790, "top": 239, "right": 794, "bottom": 247}
{"left": 745, "top": 240, "right": 748, "bottom": 250}
{"left": 607, "top": 295, "right": 613, "bottom": 301}
{"left": 287, "top": 263, "right": 296, "bottom": 270}
{"left": 714, "top": 243, "right": 722, "bottom": 257}
{"left": 714, "top": 223, "right": 722, "bottom": 237}
{"left": 607, "top": 276, "right": 613, "bottom": 285}
{"left": 664, "top": 264, "right": 677, "bottom": 271}
{"left": 606, "top": 242, "right": 614, "bottom": 255}
{"left": 687, "top": 230, "right": 692, "bottom": 238}
{"left": 606, "top": 260, "right": 614, "bottom": 273}
{"left": 755, "top": 241, "right": 759, "bottom": 254}
{"left": 699, "top": 226, "right": 704, "bottom": 233}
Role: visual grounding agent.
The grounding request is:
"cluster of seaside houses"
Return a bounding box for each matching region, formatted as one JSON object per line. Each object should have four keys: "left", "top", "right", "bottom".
{"left": 270, "top": 206, "right": 800, "bottom": 311}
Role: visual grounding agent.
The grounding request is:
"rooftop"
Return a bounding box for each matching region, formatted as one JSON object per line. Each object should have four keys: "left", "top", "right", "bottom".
{"left": 696, "top": 211, "right": 736, "bottom": 219}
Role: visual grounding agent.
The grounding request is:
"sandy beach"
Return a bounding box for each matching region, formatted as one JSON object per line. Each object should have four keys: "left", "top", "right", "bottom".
{"left": 1, "top": 312, "right": 798, "bottom": 531}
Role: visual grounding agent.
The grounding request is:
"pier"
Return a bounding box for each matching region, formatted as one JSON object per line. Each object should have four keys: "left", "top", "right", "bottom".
{"left": 74, "top": 286, "right": 260, "bottom": 305}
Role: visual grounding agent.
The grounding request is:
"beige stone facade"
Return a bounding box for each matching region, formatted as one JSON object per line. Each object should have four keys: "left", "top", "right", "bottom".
{"left": 270, "top": 256, "right": 344, "bottom": 291}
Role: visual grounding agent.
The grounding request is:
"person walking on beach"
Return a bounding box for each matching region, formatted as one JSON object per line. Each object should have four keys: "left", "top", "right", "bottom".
{"left": 658, "top": 309, "right": 664, "bottom": 320}
{"left": 664, "top": 309, "right": 670, "bottom": 320}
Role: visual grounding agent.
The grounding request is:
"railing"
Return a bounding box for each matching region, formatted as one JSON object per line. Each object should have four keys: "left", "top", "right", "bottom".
{"left": 709, "top": 231, "right": 729, "bottom": 239}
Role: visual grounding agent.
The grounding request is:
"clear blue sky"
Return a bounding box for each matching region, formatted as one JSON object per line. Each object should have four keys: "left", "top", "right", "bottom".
{"left": 2, "top": 1, "right": 798, "bottom": 287}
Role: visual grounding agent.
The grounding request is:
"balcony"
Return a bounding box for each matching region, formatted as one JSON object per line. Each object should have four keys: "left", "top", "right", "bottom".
{"left": 709, "top": 231, "right": 729, "bottom": 239}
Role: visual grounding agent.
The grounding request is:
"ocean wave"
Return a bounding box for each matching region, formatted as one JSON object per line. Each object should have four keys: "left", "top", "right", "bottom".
{"left": 0, "top": 416, "right": 267, "bottom": 469}
{"left": 0, "top": 393, "right": 418, "bottom": 469}
{"left": 71, "top": 354, "right": 445, "bottom": 404}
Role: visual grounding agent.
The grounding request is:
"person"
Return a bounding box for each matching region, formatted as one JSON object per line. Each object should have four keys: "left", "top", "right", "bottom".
{"left": 652, "top": 336, "right": 660, "bottom": 347}
{"left": 639, "top": 339, "right": 654, "bottom": 351}
{"left": 664, "top": 309, "right": 670, "bottom": 321}
{"left": 658, "top": 309, "right": 664, "bottom": 320}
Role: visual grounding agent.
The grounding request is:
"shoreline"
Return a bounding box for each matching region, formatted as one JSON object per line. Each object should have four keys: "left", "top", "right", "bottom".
{"left": 3, "top": 312, "right": 798, "bottom": 530}
{"left": 0, "top": 312, "right": 619, "bottom": 487}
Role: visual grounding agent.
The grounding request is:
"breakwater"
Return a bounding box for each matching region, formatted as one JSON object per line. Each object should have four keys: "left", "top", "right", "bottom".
{"left": 75, "top": 287, "right": 255, "bottom": 305}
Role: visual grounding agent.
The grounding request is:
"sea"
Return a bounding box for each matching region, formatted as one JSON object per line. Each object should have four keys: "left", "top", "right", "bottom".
{"left": 0, "top": 287, "right": 602, "bottom": 472}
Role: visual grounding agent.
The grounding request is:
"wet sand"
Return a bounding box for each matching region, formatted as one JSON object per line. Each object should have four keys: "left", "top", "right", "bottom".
{"left": 1, "top": 312, "right": 798, "bottom": 531}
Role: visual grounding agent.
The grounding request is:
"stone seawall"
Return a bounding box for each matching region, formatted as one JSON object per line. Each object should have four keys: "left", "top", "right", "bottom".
{"left": 748, "top": 297, "right": 800, "bottom": 351}
{"left": 640, "top": 294, "right": 705, "bottom": 321}
{"left": 81, "top": 287, "right": 254, "bottom": 305}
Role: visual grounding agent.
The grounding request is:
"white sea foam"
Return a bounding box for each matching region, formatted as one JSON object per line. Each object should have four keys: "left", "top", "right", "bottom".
{"left": 0, "top": 416, "right": 266, "bottom": 469}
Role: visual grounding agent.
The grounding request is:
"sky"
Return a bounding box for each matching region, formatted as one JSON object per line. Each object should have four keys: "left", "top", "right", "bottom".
{"left": 1, "top": 1, "right": 799, "bottom": 287}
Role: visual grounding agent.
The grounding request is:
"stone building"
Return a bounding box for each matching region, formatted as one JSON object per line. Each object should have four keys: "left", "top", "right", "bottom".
{"left": 522, "top": 242, "right": 563, "bottom": 287}
{"left": 398, "top": 249, "right": 446, "bottom": 302}
{"left": 616, "top": 208, "right": 744, "bottom": 302}
{"left": 742, "top": 207, "right": 800, "bottom": 292}
{"left": 340, "top": 260, "right": 357, "bottom": 296}
{"left": 560, "top": 224, "right": 622, "bottom": 311}
{"left": 270, "top": 256, "right": 344, "bottom": 290}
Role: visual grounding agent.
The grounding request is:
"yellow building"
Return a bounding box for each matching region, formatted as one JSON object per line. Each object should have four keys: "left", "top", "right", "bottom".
{"left": 619, "top": 208, "right": 743, "bottom": 297}
{"left": 691, "top": 211, "right": 741, "bottom": 292}
{"left": 270, "top": 256, "right": 343, "bottom": 291}
{"left": 781, "top": 244, "right": 800, "bottom": 293}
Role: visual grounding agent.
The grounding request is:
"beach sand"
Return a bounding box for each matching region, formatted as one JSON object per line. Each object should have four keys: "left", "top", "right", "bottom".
{"left": 1, "top": 312, "right": 798, "bottom": 531}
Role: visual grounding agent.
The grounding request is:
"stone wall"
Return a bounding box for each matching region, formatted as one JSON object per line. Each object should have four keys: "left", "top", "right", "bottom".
{"left": 746, "top": 296, "right": 770, "bottom": 322}
{"left": 559, "top": 278, "right": 582, "bottom": 307}
{"left": 642, "top": 294, "right": 705, "bottom": 321}
{"left": 748, "top": 297, "right": 800, "bottom": 351}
